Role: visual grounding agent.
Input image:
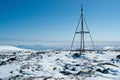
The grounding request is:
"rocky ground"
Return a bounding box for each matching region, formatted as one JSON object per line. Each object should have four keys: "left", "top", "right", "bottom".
{"left": 0, "top": 46, "right": 120, "bottom": 80}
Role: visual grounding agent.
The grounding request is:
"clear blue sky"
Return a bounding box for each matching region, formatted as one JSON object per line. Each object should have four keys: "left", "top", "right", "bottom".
{"left": 0, "top": 0, "right": 120, "bottom": 45}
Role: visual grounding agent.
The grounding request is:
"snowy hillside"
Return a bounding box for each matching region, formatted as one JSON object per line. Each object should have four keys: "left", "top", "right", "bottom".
{"left": 0, "top": 47, "right": 120, "bottom": 80}
{"left": 0, "top": 46, "right": 33, "bottom": 53}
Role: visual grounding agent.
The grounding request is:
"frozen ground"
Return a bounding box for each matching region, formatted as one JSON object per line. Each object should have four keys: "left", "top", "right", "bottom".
{"left": 0, "top": 46, "right": 120, "bottom": 80}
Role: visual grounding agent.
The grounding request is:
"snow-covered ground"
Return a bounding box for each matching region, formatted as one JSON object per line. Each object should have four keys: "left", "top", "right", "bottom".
{"left": 0, "top": 46, "right": 120, "bottom": 80}
{"left": 0, "top": 46, "right": 33, "bottom": 53}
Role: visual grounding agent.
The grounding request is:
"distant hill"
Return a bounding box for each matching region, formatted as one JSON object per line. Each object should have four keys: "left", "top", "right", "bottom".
{"left": 0, "top": 46, "right": 31, "bottom": 52}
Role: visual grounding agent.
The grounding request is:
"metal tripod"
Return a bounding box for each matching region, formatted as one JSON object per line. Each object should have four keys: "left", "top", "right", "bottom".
{"left": 70, "top": 5, "right": 95, "bottom": 55}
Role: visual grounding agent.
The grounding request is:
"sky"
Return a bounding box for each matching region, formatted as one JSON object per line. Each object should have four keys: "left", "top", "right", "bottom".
{"left": 0, "top": 0, "right": 120, "bottom": 46}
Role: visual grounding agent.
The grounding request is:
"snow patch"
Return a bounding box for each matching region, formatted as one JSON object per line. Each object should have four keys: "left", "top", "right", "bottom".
{"left": 0, "top": 46, "right": 32, "bottom": 53}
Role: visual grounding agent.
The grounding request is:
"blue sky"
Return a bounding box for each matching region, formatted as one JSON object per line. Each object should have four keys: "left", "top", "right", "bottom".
{"left": 0, "top": 0, "right": 120, "bottom": 46}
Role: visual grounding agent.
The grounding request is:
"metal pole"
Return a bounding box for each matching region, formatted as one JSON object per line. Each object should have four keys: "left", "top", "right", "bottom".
{"left": 80, "top": 5, "right": 84, "bottom": 55}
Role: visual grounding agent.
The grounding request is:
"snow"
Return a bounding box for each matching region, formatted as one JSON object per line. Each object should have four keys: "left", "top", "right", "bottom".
{"left": 0, "top": 46, "right": 28, "bottom": 52}
{"left": 0, "top": 64, "right": 20, "bottom": 79}
{"left": 0, "top": 46, "right": 120, "bottom": 80}
{"left": 0, "top": 46, "right": 25, "bottom": 51}
{"left": 103, "top": 46, "right": 115, "bottom": 50}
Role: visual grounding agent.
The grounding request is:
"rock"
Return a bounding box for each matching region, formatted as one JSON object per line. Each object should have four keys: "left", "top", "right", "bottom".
{"left": 96, "top": 68, "right": 109, "bottom": 74}
{"left": 96, "top": 69, "right": 103, "bottom": 73}
{"left": 7, "top": 57, "right": 17, "bottom": 62}
{"left": 116, "top": 55, "right": 120, "bottom": 59}
{"left": 72, "top": 53, "right": 80, "bottom": 59}
{"left": 102, "top": 68, "right": 109, "bottom": 74}
{"left": 0, "top": 61, "right": 6, "bottom": 65}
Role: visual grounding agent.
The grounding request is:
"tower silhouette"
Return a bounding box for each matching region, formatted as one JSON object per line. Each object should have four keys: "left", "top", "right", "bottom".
{"left": 70, "top": 5, "right": 95, "bottom": 55}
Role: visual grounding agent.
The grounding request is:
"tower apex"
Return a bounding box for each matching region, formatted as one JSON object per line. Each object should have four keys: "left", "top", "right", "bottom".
{"left": 81, "top": 4, "right": 83, "bottom": 11}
